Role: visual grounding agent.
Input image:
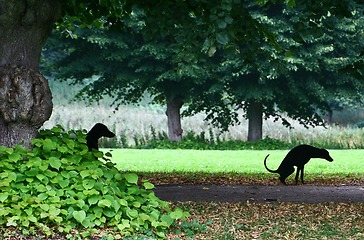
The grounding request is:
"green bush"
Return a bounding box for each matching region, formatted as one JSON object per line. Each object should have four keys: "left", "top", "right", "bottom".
{"left": 0, "top": 126, "right": 188, "bottom": 238}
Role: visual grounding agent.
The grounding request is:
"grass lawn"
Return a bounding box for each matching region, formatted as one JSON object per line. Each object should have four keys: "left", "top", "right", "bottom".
{"left": 106, "top": 148, "right": 364, "bottom": 175}
{"left": 101, "top": 148, "right": 364, "bottom": 239}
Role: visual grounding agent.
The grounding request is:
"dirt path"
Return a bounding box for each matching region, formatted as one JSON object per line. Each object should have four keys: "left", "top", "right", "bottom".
{"left": 154, "top": 184, "right": 364, "bottom": 203}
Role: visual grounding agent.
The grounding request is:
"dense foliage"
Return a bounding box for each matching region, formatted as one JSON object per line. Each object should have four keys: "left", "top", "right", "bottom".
{"left": 44, "top": 0, "right": 364, "bottom": 142}
{"left": 186, "top": 1, "right": 364, "bottom": 130}
{"left": 0, "top": 126, "right": 188, "bottom": 238}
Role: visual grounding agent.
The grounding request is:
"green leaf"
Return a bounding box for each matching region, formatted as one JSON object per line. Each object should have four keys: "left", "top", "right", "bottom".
{"left": 126, "top": 208, "right": 138, "bottom": 219}
{"left": 37, "top": 184, "right": 47, "bottom": 192}
{"left": 287, "top": 0, "right": 296, "bottom": 7}
{"left": 119, "top": 199, "right": 128, "bottom": 206}
{"left": 43, "top": 139, "right": 57, "bottom": 150}
{"left": 40, "top": 204, "right": 50, "bottom": 211}
{"left": 44, "top": 169, "right": 57, "bottom": 178}
{"left": 93, "top": 206, "right": 103, "bottom": 218}
{"left": 312, "top": 27, "right": 324, "bottom": 38}
{"left": 285, "top": 50, "right": 292, "bottom": 57}
{"left": 57, "top": 146, "right": 68, "bottom": 153}
{"left": 114, "top": 173, "right": 122, "bottom": 180}
{"left": 216, "top": 32, "right": 229, "bottom": 45}
{"left": 93, "top": 151, "right": 104, "bottom": 158}
{"left": 170, "top": 210, "right": 183, "bottom": 219}
{"left": 93, "top": 168, "right": 104, "bottom": 179}
{"left": 51, "top": 126, "right": 63, "bottom": 133}
{"left": 49, "top": 206, "right": 61, "bottom": 216}
{"left": 0, "top": 145, "right": 9, "bottom": 154}
{"left": 84, "top": 189, "right": 99, "bottom": 196}
{"left": 0, "top": 193, "right": 9, "bottom": 202}
{"left": 117, "top": 219, "right": 130, "bottom": 231}
{"left": 103, "top": 171, "right": 114, "bottom": 179}
{"left": 274, "top": 43, "right": 282, "bottom": 52}
{"left": 49, "top": 157, "right": 61, "bottom": 170}
{"left": 82, "top": 179, "right": 95, "bottom": 190}
{"left": 9, "top": 153, "right": 22, "bottom": 161}
{"left": 139, "top": 213, "right": 151, "bottom": 222}
{"left": 59, "top": 179, "right": 70, "bottom": 188}
{"left": 202, "top": 38, "right": 213, "bottom": 53}
{"left": 80, "top": 170, "right": 91, "bottom": 179}
{"left": 28, "top": 216, "right": 37, "bottom": 223}
{"left": 50, "top": 151, "right": 62, "bottom": 158}
{"left": 103, "top": 209, "right": 116, "bottom": 218}
{"left": 123, "top": 173, "right": 138, "bottom": 184}
{"left": 217, "top": 20, "right": 227, "bottom": 29}
{"left": 88, "top": 195, "right": 102, "bottom": 205}
{"left": 25, "top": 168, "right": 39, "bottom": 177}
{"left": 292, "top": 32, "right": 304, "bottom": 44}
{"left": 73, "top": 210, "right": 86, "bottom": 224}
{"left": 209, "top": 14, "right": 218, "bottom": 21}
{"left": 75, "top": 199, "right": 85, "bottom": 209}
{"left": 98, "top": 199, "right": 112, "bottom": 208}
{"left": 36, "top": 174, "right": 45, "bottom": 181}
{"left": 143, "top": 182, "right": 154, "bottom": 190}
{"left": 38, "top": 193, "right": 48, "bottom": 201}
{"left": 8, "top": 172, "right": 17, "bottom": 181}
{"left": 161, "top": 214, "right": 174, "bottom": 226}
{"left": 207, "top": 45, "right": 217, "bottom": 57}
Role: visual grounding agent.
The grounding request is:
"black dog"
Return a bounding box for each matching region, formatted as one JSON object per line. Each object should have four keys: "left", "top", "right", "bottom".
{"left": 86, "top": 123, "right": 115, "bottom": 151}
{"left": 264, "top": 145, "right": 333, "bottom": 185}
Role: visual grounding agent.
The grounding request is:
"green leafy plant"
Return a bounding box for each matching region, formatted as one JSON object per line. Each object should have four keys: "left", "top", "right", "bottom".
{"left": 0, "top": 125, "right": 189, "bottom": 238}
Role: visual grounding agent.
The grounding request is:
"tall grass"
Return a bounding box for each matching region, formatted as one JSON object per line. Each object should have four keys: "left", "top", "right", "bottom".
{"left": 43, "top": 103, "right": 364, "bottom": 149}
{"left": 44, "top": 78, "right": 364, "bottom": 149}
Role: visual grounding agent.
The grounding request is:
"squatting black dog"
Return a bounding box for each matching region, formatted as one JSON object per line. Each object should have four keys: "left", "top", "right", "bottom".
{"left": 264, "top": 145, "right": 334, "bottom": 185}
{"left": 86, "top": 123, "right": 115, "bottom": 151}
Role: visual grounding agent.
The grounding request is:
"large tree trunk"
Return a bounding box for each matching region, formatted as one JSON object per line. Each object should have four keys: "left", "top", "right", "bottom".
{"left": 247, "top": 99, "right": 263, "bottom": 142}
{"left": 166, "top": 96, "right": 184, "bottom": 141}
{"left": 0, "top": 0, "right": 61, "bottom": 148}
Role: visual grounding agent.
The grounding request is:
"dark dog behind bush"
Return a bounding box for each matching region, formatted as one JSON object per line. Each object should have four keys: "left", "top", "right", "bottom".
{"left": 86, "top": 123, "right": 115, "bottom": 151}
{"left": 264, "top": 145, "right": 334, "bottom": 185}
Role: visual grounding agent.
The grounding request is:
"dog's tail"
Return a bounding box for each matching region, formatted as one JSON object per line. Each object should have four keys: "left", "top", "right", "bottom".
{"left": 264, "top": 154, "right": 278, "bottom": 173}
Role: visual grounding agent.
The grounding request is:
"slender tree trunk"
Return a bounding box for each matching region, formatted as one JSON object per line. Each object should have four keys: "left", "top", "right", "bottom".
{"left": 0, "top": 0, "right": 61, "bottom": 148}
{"left": 327, "top": 111, "right": 333, "bottom": 125}
{"left": 247, "top": 99, "right": 263, "bottom": 142}
{"left": 166, "top": 96, "right": 184, "bottom": 141}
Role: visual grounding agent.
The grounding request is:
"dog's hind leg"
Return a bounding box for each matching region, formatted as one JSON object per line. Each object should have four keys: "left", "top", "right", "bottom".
{"left": 295, "top": 166, "right": 305, "bottom": 184}
{"left": 279, "top": 176, "right": 287, "bottom": 185}
{"left": 279, "top": 167, "right": 295, "bottom": 185}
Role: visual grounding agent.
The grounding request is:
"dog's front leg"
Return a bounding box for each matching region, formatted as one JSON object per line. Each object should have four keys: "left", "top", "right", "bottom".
{"left": 295, "top": 168, "right": 301, "bottom": 185}
{"left": 300, "top": 166, "right": 305, "bottom": 184}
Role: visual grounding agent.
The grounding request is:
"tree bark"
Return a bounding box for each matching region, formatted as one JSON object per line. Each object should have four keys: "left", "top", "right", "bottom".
{"left": 0, "top": 0, "right": 61, "bottom": 148}
{"left": 166, "top": 96, "right": 184, "bottom": 141}
{"left": 247, "top": 99, "right": 263, "bottom": 142}
{"left": 327, "top": 111, "right": 333, "bottom": 125}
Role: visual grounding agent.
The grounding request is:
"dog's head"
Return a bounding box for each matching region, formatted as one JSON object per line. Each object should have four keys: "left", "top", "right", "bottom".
{"left": 320, "top": 149, "right": 334, "bottom": 162}
{"left": 88, "top": 123, "right": 115, "bottom": 138}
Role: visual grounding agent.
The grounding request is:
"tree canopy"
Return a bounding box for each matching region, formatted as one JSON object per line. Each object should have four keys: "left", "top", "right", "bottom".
{"left": 2, "top": 0, "right": 364, "bottom": 147}
{"left": 44, "top": 0, "right": 364, "bottom": 142}
{"left": 185, "top": 1, "right": 364, "bottom": 140}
